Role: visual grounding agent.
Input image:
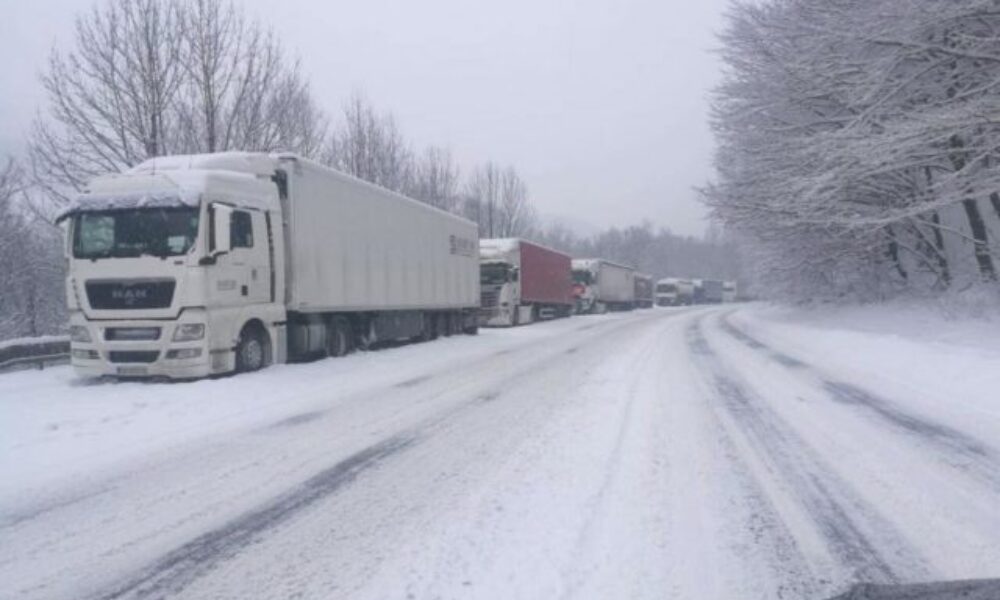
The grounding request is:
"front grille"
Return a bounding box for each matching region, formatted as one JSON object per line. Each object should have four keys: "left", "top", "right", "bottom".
{"left": 105, "top": 327, "right": 161, "bottom": 341}
{"left": 86, "top": 280, "right": 175, "bottom": 310}
{"left": 108, "top": 351, "right": 160, "bottom": 364}
{"left": 481, "top": 290, "right": 499, "bottom": 308}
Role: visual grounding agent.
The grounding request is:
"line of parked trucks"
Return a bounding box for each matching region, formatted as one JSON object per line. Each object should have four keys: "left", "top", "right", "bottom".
{"left": 654, "top": 278, "right": 738, "bottom": 307}
{"left": 58, "top": 152, "right": 717, "bottom": 380}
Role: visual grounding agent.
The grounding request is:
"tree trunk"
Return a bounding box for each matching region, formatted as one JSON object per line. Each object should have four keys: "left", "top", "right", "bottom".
{"left": 962, "top": 198, "right": 996, "bottom": 281}
{"left": 884, "top": 225, "right": 908, "bottom": 281}
{"left": 949, "top": 136, "right": 996, "bottom": 281}
{"left": 929, "top": 211, "right": 952, "bottom": 287}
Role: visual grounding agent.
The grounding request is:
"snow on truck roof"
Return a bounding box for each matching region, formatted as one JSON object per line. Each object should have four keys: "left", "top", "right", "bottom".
{"left": 479, "top": 238, "right": 570, "bottom": 259}
{"left": 58, "top": 151, "right": 478, "bottom": 230}
{"left": 572, "top": 258, "right": 635, "bottom": 271}
{"left": 131, "top": 151, "right": 280, "bottom": 177}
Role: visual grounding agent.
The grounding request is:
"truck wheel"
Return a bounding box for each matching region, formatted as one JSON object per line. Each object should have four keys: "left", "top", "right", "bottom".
{"left": 440, "top": 314, "right": 451, "bottom": 337}
{"left": 326, "top": 318, "right": 352, "bottom": 357}
{"left": 236, "top": 326, "right": 267, "bottom": 372}
{"left": 420, "top": 313, "right": 437, "bottom": 342}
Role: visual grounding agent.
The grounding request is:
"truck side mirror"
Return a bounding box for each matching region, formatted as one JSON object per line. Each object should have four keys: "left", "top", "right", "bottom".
{"left": 212, "top": 204, "right": 233, "bottom": 255}
{"left": 511, "top": 267, "right": 519, "bottom": 282}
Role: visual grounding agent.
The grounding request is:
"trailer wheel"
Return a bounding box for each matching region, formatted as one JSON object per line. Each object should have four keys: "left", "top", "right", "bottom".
{"left": 326, "top": 318, "right": 352, "bottom": 357}
{"left": 236, "top": 325, "right": 267, "bottom": 373}
{"left": 450, "top": 312, "right": 464, "bottom": 336}
{"left": 419, "top": 313, "right": 437, "bottom": 342}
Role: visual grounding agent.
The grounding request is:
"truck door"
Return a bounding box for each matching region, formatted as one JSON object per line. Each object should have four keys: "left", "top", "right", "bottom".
{"left": 228, "top": 209, "right": 271, "bottom": 304}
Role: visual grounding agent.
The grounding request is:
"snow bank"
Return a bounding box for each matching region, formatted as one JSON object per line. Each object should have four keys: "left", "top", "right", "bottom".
{"left": 732, "top": 301, "right": 1000, "bottom": 437}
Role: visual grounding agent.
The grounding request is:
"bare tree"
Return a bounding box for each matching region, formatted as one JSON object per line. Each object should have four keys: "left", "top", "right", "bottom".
{"left": 497, "top": 167, "right": 535, "bottom": 237}
{"left": 30, "top": 0, "right": 185, "bottom": 204}
{"left": 409, "top": 146, "right": 460, "bottom": 212}
{"left": 465, "top": 162, "right": 537, "bottom": 238}
{"left": 175, "top": 0, "right": 326, "bottom": 156}
{"left": 324, "top": 93, "right": 414, "bottom": 193}
{"left": 30, "top": 0, "right": 326, "bottom": 209}
{"left": 0, "top": 157, "right": 65, "bottom": 340}
{"left": 465, "top": 162, "right": 502, "bottom": 237}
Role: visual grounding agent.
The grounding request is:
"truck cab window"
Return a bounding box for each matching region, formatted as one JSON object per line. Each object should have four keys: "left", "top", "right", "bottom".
{"left": 231, "top": 211, "right": 254, "bottom": 248}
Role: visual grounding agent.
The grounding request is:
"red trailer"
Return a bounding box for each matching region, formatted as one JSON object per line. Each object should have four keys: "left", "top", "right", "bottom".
{"left": 479, "top": 239, "right": 573, "bottom": 326}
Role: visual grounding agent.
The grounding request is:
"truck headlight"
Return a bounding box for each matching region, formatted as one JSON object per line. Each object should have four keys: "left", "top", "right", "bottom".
{"left": 70, "top": 325, "right": 92, "bottom": 343}
{"left": 172, "top": 323, "right": 205, "bottom": 342}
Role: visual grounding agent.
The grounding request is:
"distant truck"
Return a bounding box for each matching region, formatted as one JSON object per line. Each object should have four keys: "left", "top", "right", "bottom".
{"left": 59, "top": 152, "right": 481, "bottom": 379}
{"left": 633, "top": 273, "right": 654, "bottom": 309}
{"left": 571, "top": 259, "right": 635, "bottom": 313}
{"left": 701, "top": 279, "right": 725, "bottom": 304}
{"left": 722, "top": 281, "right": 738, "bottom": 303}
{"left": 655, "top": 278, "right": 695, "bottom": 306}
{"left": 479, "top": 238, "right": 573, "bottom": 326}
{"left": 656, "top": 278, "right": 679, "bottom": 306}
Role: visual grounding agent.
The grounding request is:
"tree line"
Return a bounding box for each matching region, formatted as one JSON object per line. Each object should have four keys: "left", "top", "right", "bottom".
{"left": 705, "top": 0, "right": 1000, "bottom": 300}
{"left": 0, "top": 0, "right": 732, "bottom": 340}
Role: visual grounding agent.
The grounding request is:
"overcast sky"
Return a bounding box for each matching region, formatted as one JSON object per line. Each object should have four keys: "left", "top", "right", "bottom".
{"left": 0, "top": 0, "right": 728, "bottom": 236}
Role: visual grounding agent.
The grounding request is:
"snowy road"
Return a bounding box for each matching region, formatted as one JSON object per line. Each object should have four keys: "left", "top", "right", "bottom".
{"left": 2, "top": 307, "right": 999, "bottom": 599}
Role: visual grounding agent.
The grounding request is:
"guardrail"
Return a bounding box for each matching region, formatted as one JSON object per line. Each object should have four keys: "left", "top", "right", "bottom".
{"left": 0, "top": 337, "right": 70, "bottom": 373}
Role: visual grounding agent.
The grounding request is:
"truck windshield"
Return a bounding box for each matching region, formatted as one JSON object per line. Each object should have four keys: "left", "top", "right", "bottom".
{"left": 73, "top": 207, "right": 200, "bottom": 259}
{"left": 657, "top": 284, "right": 677, "bottom": 293}
{"left": 572, "top": 269, "right": 593, "bottom": 285}
{"left": 480, "top": 262, "right": 510, "bottom": 285}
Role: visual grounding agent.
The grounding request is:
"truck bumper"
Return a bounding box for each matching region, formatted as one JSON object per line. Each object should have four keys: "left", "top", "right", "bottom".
{"left": 478, "top": 306, "right": 515, "bottom": 327}
{"left": 68, "top": 311, "right": 224, "bottom": 379}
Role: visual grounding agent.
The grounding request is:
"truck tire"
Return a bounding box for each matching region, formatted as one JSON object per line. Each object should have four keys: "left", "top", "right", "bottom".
{"left": 236, "top": 326, "right": 267, "bottom": 373}
{"left": 419, "top": 313, "right": 437, "bottom": 342}
{"left": 437, "top": 314, "right": 450, "bottom": 338}
{"left": 326, "top": 318, "right": 352, "bottom": 357}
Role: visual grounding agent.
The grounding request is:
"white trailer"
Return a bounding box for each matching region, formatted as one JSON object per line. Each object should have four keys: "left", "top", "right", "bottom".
{"left": 656, "top": 278, "right": 695, "bottom": 306}
{"left": 571, "top": 259, "right": 635, "bottom": 314}
{"left": 59, "top": 152, "right": 480, "bottom": 379}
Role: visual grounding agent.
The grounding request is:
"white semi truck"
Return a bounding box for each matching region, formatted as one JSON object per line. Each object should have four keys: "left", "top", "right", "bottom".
{"left": 655, "top": 278, "right": 695, "bottom": 306}
{"left": 571, "top": 259, "right": 635, "bottom": 313}
{"left": 58, "top": 152, "right": 481, "bottom": 379}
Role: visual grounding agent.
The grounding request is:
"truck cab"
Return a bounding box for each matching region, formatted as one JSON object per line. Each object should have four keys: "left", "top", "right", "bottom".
{"left": 60, "top": 154, "right": 287, "bottom": 378}
{"left": 571, "top": 263, "right": 600, "bottom": 314}
{"left": 655, "top": 278, "right": 679, "bottom": 306}
{"left": 479, "top": 259, "right": 521, "bottom": 326}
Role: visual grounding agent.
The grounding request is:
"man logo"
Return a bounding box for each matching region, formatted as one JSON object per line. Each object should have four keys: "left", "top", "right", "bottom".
{"left": 111, "top": 286, "right": 150, "bottom": 307}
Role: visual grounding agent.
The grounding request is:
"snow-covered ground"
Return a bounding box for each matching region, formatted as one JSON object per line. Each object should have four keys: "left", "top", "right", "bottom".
{"left": 1, "top": 305, "right": 998, "bottom": 599}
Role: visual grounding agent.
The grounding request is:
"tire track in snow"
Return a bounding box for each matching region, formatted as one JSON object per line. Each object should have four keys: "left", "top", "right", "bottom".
{"left": 717, "top": 313, "right": 1000, "bottom": 492}
{"left": 93, "top": 433, "right": 417, "bottom": 600}
{"left": 686, "top": 318, "right": 931, "bottom": 585}
{"left": 85, "top": 312, "right": 684, "bottom": 600}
